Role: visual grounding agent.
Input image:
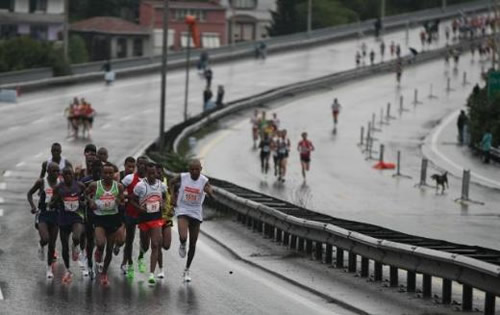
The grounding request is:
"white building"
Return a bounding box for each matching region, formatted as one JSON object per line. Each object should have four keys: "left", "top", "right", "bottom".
{"left": 0, "top": 0, "right": 65, "bottom": 40}
{"left": 219, "top": 0, "right": 276, "bottom": 43}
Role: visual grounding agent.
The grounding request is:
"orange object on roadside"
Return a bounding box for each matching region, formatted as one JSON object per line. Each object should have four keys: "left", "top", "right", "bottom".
{"left": 373, "top": 161, "right": 396, "bottom": 170}
{"left": 185, "top": 15, "right": 201, "bottom": 48}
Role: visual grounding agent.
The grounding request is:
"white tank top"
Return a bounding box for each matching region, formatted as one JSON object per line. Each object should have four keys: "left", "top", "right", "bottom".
{"left": 175, "top": 173, "right": 209, "bottom": 222}
{"left": 47, "top": 157, "right": 67, "bottom": 171}
{"left": 43, "top": 177, "right": 59, "bottom": 210}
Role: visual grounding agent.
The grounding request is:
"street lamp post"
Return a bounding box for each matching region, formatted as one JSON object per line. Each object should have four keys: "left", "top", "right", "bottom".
{"left": 183, "top": 16, "right": 195, "bottom": 121}
{"left": 158, "top": 0, "right": 169, "bottom": 150}
{"left": 63, "top": 0, "right": 69, "bottom": 61}
{"left": 307, "top": 0, "right": 312, "bottom": 34}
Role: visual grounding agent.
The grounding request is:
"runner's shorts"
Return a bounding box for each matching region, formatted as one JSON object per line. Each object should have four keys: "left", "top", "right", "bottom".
{"left": 93, "top": 213, "right": 123, "bottom": 234}
{"left": 138, "top": 218, "right": 164, "bottom": 231}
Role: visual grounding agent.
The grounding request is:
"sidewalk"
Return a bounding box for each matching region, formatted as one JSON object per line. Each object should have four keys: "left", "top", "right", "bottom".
{"left": 423, "top": 109, "right": 500, "bottom": 190}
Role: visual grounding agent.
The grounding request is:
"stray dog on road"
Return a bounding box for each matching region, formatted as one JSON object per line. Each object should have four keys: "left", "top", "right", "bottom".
{"left": 431, "top": 172, "right": 449, "bottom": 194}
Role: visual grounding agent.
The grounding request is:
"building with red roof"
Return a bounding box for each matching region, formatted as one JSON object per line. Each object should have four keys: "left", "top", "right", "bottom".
{"left": 71, "top": 17, "right": 151, "bottom": 61}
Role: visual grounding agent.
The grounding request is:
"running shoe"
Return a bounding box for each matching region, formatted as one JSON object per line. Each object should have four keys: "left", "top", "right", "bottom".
{"left": 78, "top": 252, "right": 87, "bottom": 269}
{"left": 157, "top": 269, "right": 165, "bottom": 279}
{"left": 71, "top": 244, "right": 80, "bottom": 262}
{"left": 46, "top": 265, "right": 54, "bottom": 279}
{"left": 148, "top": 273, "right": 156, "bottom": 285}
{"left": 62, "top": 270, "right": 72, "bottom": 284}
{"left": 100, "top": 274, "right": 109, "bottom": 286}
{"left": 120, "top": 264, "right": 127, "bottom": 275}
{"left": 113, "top": 245, "right": 121, "bottom": 256}
{"left": 179, "top": 243, "right": 187, "bottom": 258}
{"left": 88, "top": 269, "right": 95, "bottom": 280}
{"left": 37, "top": 243, "right": 45, "bottom": 261}
{"left": 126, "top": 264, "right": 135, "bottom": 280}
{"left": 137, "top": 257, "right": 146, "bottom": 273}
{"left": 82, "top": 267, "right": 89, "bottom": 278}
{"left": 182, "top": 269, "right": 191, "bottom": 282}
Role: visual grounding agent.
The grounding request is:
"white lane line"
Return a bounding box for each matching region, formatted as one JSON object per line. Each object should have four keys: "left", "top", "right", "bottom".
{"left": 0, "top": 209, "right": 3, "bottom": 216}
{"left": 431, "top": 110, "right": 500, "bottom": 188}
{"left": 119, "top": 115, "right": 133, "bottom": 122}
{"left": 33, "top": 118, "right": 44, "bottom": 124}
{"left": 0, "top": 286, "right": 4, "bottom": 300}
{"left": 16, "top": 161, "right": 26, "bottom": 167}
{"left": 0, "top": 197, "right": 4, "bottom": 204}
{"left": 0, "top": 183, "right": 5, "bottom": 190}
{"left": 102, "top": 123, "right": 111, "bottom": 129}
{"left": 3, "top": 171, "right": 11, "bottom": 178}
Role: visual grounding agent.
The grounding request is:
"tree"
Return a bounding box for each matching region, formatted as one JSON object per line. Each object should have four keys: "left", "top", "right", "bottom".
{"left": 268, "top": 0, "right": 301, "bottom": 36}
{"left": 69, "top": 35, "right": 89, "bottom": 64}
{"left": 295, "top": 0, "right": 358, "bottom": 31}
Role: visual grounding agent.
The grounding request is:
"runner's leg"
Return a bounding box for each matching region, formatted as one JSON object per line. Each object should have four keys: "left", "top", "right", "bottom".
{"left": 186, "top": 220, "right": 200, "bottom": 269}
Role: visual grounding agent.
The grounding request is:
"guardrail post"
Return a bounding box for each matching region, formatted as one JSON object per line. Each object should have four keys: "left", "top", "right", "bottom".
{"left": 246, "top": 216, "right": 252, "bottom": 227}
{"left": 306, "top": 240, "right": 313, "bottom": 254}
{"left": 446, "top": 77, "right": 454, "bottom": 92}
{"left": 413, "top": 88, "right": 422, "bottom": 105}
{"left": 415, "top": 158, "right": 428, "bottom": 187}
{"left": 283, "top": 232, "right": 289, "bottom": 246}
{"left": 374, "top": 262, "right": 383, "bottom": 281}
{"left": 393, "top": 150, "right": 412, "bottom": 179}
{"left": 348, "top": 252, "right": 356, "bottom": 272}
{"left": 390, "top": 266, "right": 398, "bottom": 287}
{"left": 290, "top": 234, "right": 297, "bottom": 249}
{"left": 379, "top": 144, "right": 385, "bottom": 162}
{"left": 455, "top": 169, "right": 484, "bottom": 205}
{"left": 442, "top": 279, "right": 452, "bottom": 304}
{"left": 361, "top": 257, "right": 369, "bottom": 277}
{"left": 359, "top": 126, "right": 365, "bottom": 146}
{"left": 407, "top": 271, "right": 416, "bottom": 292}
{"left": 485, "top": 292, "right": 496, "bottom": 315}
{"left": 463, "top": 71, "right": 469, "bottom": 86}
{"left": 422, "top": 274, "right": 432, "bottom": 298}
{"left": 428, "top": 83, "right": 437, "bottom": 99}
{"left": 462, "top": 285, "right": 473, "bottom": 311}
{"left": 399, "top": 95, "right": 408, "bottom": 112}
{"left": 276, "top": 228, "right": 282, "bottom": 242}
{"left": 315, "top": 242, "right": 322, "bottom": 261}
{"left": 325, "top": 244, "right": 333, "bottom": 264}
{"left": 257, "top": 220, "right": 263, "bottom": 233}
{"left": 386, "top": 102, "right": 393, "bottom": 120}
{"left": 298, "top": 238, "right": 305, "bottom": 251}
{"left": 336, "top": 247, "right": 344, "bottom": 268}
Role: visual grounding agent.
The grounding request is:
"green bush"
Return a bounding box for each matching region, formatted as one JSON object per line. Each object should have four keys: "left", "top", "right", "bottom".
{"left": 0, "top": 36, "right": 71, "bottom": 75}
{"left": 69, "top": 34, "right": 89, "bottom": 64}
{"left": 466, "top": 84, "right": 500, "bottom": 148}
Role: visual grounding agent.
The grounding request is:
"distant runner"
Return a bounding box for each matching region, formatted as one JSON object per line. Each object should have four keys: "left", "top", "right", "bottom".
{"left": 331, "top": 98, "right": 341, "bottom": 127}
{"left": 258, "top": 133, "right": 272, "bottom": 175}
{"left": 297, "top": 132, "right": 315, "bottom": 180}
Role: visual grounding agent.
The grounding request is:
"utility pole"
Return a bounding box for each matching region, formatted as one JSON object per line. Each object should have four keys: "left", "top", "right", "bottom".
{"left": 159, "top": 0, "right": 169, "bottom": 150}
{"left": 231, "top": 4, "right": 236, "bottom": 46}
{"left": 183, "top": 23, "right": 192, "bottom": 121}
{"left": 63, "top": 0, "right": 69, "bottom": 61}
{"left": 307, "top": 0, "right": 312, "bottom": 34}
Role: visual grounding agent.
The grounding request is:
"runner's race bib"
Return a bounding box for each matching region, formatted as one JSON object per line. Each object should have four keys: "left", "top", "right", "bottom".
{"left": 63, "top": 196, "right": 79, "bottom": 212}
{"left": 145, "top": 195, "right": 161, "bottom": 213}
{"left": 183, "top": 187, "right": 200, "bottom": 205}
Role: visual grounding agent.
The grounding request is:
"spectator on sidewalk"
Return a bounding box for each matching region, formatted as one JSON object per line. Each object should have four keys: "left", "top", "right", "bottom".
{"left": 457, "top": 110, "right": 468, "bottom": 145}
{"left": 203, "top": 87, "right": 213, "bottom": 107}
{"left": 204, "top": 68, "right": 213, "bottom": 89}
{"left": 480, "top": 129, "right": 492, "bottom": 164}
{"left": 215, "top": 85, "right": 225, "bottom": 108}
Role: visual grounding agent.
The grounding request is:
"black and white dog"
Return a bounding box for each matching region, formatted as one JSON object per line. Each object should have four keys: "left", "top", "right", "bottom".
{"left": 431, "top": 172, "right": 449, "bottom": 194}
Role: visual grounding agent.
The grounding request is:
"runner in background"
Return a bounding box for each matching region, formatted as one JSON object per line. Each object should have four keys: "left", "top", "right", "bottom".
{"left": 331, "top": 98, "right": 342, "bottom": 131}
{"left": 297, "top": 132, "right": 315, "bottom": 181}
{"left": 251, "top": 109, "right": 260, "bottom": 149}
{"left": 156, "top": 164, "right": 173, "bottom": 279}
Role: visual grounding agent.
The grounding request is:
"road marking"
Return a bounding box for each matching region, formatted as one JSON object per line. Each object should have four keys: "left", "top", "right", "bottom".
{"left": 430, "top": 110, "right": 500, "bottom": 189}
{"left": 0, "top": 209, "right": 3, "bottom": 216}
{"left": 16, "top": 161, "right": 26, "bottom": 167}
{"left": 0, "top": 183, "right": 5, "bottom": 190}
{"left": 119, "top": 115, "right": 133, "bottom": 122}
{"left": 3, "top": 171, "right": 11, "bottom": 178}
{"left": 0, "top": 286, "right": 4, "bottom": 300}
{"left": 102, "top": 123, "right": 111, "bottom": 129}
{"left": 0, "top": 197, "right": 4, "bottom": 204}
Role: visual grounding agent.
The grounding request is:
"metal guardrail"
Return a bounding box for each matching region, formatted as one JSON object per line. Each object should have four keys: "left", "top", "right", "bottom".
{"left": 0, "top": 0, "right": 491, "bottom": 91}
{"left": 146, "top": 37, "right": 500, "bottom": 315}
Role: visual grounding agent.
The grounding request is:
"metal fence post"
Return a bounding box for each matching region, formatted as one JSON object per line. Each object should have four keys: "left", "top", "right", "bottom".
{"left": 413, "top": 88, "right": 422, "bottom": 105}
{"left": 442, "top": 279, "right": 452, "bottom": 304}
{"left": 359, "top": 126, "right": 365, "bottom": 146}
{"left": 462, "top": 285, "right": 473, "bottom": 311}
{"left": 428, "top": 83, "right": 437, "bottom": 99}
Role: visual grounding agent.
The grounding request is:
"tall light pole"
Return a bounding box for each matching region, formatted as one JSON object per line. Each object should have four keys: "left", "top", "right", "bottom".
{"left": 159, "top": 0, "right": 169, "bottom": 150}
{"left": 307, "top": 0, "right": 312, "bottom": 34}
{"left": 63, "top": 0, "right": 69, "bottom": 61}
{"left": 183, "top": 16, "right": 196, "bottom": 121}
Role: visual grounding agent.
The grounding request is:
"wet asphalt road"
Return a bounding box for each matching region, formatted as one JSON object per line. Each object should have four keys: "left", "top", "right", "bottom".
{"left": 0, "top": 20, "right": 473, "bottom": 314}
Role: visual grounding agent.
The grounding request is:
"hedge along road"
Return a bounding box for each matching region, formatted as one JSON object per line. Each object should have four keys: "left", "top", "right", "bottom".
{"left": 195, "top": 49, "right": 500, "bottom": 252}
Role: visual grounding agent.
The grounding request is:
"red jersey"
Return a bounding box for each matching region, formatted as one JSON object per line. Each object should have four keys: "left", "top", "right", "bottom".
{"left": 298, "top": 140, "right": 314, "bottom": 157}
{"left": 123, "top": 173, "right": 142, "bottom": 218}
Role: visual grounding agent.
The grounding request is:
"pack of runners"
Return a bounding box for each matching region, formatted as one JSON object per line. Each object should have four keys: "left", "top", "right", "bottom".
{"left": 251, "top": 110, "right": 315, "bottom": 182}
{"left": 65, "top": 98, "right": 96, "bottom": 139}
{"left": 27, "top": 143, "right": 214, "bottom": 286}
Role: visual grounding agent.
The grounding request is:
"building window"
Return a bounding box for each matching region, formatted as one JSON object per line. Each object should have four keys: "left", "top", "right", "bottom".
{"left": 201, "top": 33, "right": 220, "bottom": 49}
{"left": 231, "top": 0, "right": 257, "bottom": 9}
{"left": 30, "top": 25, "right": 48, "bottom": 40}
{"left": 173, "top": 9, "right": 205, "bottom": 22}
{"left": 117, "top": 38, "right": 128, "bottom": 58}
{"left": 0, "top": 24, "right": 17, "bottom": 39}
{"left": 30, "top": 0, "right": 48, "bottom": 13}
{"left": 0, "top": 0, "right": 14, "bottom": 11}
{"left": 180, "top": 32, "right": 195, "bottom": 48}
{"left": 133, "top": 38, "right": 143, "bottom": 57}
